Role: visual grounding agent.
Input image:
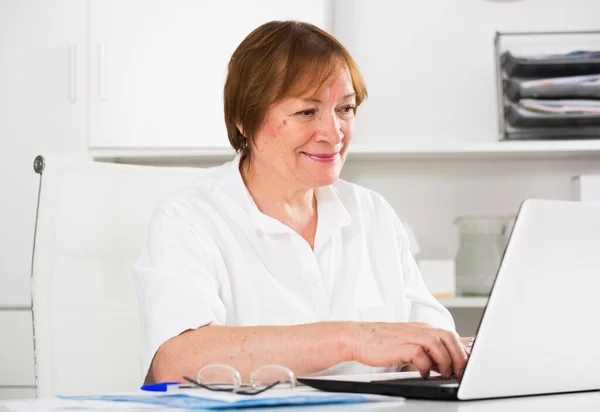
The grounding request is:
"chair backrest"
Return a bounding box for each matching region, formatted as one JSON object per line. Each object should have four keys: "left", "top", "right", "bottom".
{"left": 31, "top": 155, "right": 207, "bottom": 397}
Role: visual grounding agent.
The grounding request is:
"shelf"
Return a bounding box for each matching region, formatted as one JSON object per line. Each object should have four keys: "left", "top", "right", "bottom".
{"left": 437, "top": 297, "right": 488, "bottom": 308}
{"left": 90, "top": 139, "right": 600, "bottom": 163}
{"left": 349, "top": 140, "right": 600, "bottom": 160}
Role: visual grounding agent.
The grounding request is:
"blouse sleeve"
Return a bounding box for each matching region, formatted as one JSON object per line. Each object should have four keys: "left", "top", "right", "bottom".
{"left": 133, "top": 198, "right": 227, "bottom": 377}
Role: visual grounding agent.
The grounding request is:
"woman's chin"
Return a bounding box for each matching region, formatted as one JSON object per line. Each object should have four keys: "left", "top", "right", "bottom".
{"left": 296, "top": 160, "right": 344, "bottom": 188}
{"left": 306, "top": 171, "right": 340, "bottom": 188}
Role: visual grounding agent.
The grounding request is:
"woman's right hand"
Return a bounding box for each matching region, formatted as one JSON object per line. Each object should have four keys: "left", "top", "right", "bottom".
{"left": 343, "top": 322, "right": 469, "bottom": 379}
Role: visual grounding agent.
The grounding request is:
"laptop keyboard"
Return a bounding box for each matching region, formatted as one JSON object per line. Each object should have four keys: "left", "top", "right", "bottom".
{"left": 375, "top": 375, "right": 460, "bottom": 387}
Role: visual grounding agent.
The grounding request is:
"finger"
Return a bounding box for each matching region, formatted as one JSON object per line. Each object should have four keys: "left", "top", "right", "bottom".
{"left": 413, "top": 334, "right": 453, "bottom": 379}
{"left": 405, "top": 344, "right": 434, "bottom": 379}
{"left": 460, "top": 336, "right": 472, "bottom": 350}
{"left": 405, "top": 359, "right": 443, "bottom": 375}
{"left": 437, "top": 330, "right": 469, "bottom": 377}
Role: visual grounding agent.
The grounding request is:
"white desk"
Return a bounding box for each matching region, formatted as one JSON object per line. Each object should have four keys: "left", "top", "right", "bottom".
{"left": 3, "top": 391, "right": 600, "bottom": 412}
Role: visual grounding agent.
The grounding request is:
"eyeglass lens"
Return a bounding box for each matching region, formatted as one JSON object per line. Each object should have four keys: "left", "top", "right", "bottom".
{"left": 183, "top": 364, "right": 296, "bottom": 396}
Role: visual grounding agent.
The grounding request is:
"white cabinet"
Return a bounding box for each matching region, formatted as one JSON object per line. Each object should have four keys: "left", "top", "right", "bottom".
{"left": 88, "top": 0, "right": 331, "bottom": 150}
{"left": 0, "top": 0, "right": 89, "bottom": 392}
{"left": 0, "top": 388, "right": 37, "bottom": 400}
{"left": 0, "top": 311, "right": 35, "bottom": 387}
{"left": 0, "top": 0, "right": 89, "bottom": 306}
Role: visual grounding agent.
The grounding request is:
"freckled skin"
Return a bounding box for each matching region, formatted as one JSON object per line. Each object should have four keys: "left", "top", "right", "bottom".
{"left": 246, "top": 66, "right": 356, "bottom": 191}
{"left": 238, "top": 66, "right": 357, "bottom": 249}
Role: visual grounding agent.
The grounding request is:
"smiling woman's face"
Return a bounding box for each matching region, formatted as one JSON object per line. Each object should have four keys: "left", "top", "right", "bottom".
{"left": 247, "top": 65, "right": 356, "bottom": 190}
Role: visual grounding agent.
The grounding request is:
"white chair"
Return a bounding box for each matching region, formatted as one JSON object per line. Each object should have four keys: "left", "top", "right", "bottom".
{"left": 30, "top": 155, "right": 207, "bottom": 397}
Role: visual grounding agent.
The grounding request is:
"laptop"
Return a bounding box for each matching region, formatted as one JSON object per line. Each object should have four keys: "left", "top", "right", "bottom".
{"left": 299, "top": 199, "right": 600, "bottom": 400}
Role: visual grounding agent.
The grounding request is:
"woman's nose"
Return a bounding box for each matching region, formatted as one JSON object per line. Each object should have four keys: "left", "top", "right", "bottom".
{"left": 315, "top": 112, "right": 344, "bottom": 144}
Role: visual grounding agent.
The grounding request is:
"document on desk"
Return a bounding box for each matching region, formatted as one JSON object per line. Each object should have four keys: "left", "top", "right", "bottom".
{"left": 519, "top": 98, "right": 600, "bottom": 115}
{"left": 43, "top": 386, "right": 403, "bottom": 410}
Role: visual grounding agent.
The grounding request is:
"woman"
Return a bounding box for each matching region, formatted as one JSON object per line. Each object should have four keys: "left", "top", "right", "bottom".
{"left": 134, "top": 20, "right": 470, "bottom": 385}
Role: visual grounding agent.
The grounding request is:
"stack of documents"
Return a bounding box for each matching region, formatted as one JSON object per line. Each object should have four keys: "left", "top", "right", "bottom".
{"left": 506, "top": 74, "right": 600, "bottom": 102}
{"left": 520, "top": 74, "right": 600, "bottom": 89}
{"left": 518, "top": 99, "right": 600, "bottom": 115}
{"left": 500, "top": 49, "right": 600, "bottom": 137}
{"left": 48, "top": 386, "right": 403, "bottom": 410}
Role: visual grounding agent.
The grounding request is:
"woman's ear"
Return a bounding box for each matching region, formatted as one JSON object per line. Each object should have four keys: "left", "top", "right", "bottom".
{"left": 236, "top": 122, "right": 245, "bottom": 137}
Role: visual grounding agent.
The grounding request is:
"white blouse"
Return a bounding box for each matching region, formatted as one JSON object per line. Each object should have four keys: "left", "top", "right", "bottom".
{"left": 133, "top": 155, "right": 455, "bottom": 377}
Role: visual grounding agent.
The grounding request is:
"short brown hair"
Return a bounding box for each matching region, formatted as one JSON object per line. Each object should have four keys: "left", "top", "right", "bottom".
{"left": 223, "top": 20, "right": 367, "bottom": 161}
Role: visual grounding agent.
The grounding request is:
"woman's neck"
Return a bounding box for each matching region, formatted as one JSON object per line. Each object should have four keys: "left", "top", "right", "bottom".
{"left": 240, "top": 156, "right": 318, "bottom": 245}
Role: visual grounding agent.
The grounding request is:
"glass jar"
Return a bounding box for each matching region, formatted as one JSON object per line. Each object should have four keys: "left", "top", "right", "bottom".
{"left": 454, "top": 216, "right": 507, "bottom": 296}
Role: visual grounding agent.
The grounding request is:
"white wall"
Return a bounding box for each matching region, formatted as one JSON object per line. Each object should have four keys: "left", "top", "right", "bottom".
{"left": 333, "top": 0, "right": 600, "bottom": 146}
{"left": 341, "top": 156, "right": 600, "bottom": 259}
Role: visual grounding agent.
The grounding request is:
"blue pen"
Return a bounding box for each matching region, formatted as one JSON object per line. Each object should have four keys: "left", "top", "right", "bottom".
{"left": 140, "top": 381, "right": 181, "bottom": 392}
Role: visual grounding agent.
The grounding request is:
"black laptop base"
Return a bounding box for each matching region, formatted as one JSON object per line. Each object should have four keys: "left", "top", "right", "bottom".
{"left": 298, "top": 376, "right": 460, "bottom": 401}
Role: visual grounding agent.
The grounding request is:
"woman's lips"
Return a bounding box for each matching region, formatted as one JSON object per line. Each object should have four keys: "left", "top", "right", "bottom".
{"left": 301, "top": 152, "right": 339, "bottom": 163}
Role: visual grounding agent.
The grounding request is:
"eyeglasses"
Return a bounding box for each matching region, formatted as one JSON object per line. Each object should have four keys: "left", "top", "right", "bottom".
{"left": 183, "top": 364, "right": 296, "bottom": 396}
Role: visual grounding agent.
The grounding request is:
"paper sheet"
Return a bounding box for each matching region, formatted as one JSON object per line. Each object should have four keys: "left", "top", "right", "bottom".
{"left": 16, "top": 385, "right": 402, "bottom": 411}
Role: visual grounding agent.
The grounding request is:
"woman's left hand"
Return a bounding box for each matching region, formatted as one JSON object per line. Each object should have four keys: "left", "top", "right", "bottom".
{"left": 402, "top": 336, "right": 473, "bottom": 373}
{"left": 460, "top": 337, "right": 472, "bottom": 352}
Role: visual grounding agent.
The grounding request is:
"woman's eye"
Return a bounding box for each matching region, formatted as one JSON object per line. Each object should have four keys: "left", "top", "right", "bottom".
{"left": 296, "top": 109, "right": 316, "bottom": 117}
{"left": 339, "top": 105, "right": 355, "bottom": 115}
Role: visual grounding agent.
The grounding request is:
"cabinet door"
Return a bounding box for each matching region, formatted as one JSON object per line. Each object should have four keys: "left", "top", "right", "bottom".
{"left": 0, "top": 311, "right": 35, "bottom": 387}
{"left": 89, "top": 0, "right": 330, "bottom": 150}
{"left": 0, "top": 0, "right": 89, "bottom": 308}
{"left": 0, "top": 387, "right": 36, "bottom": 400}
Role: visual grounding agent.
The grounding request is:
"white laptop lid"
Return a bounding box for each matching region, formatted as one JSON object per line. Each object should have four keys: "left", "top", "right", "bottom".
{"left": 458, "top": 199, "right": 600, "bottom": 400}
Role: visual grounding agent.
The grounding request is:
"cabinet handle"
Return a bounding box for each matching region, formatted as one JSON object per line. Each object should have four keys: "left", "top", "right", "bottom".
{"left": 98, "top": 44, "right": 107, "bottom": 101}
{"left": 68, "top": 45, "right": 77, "bottom": 102}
